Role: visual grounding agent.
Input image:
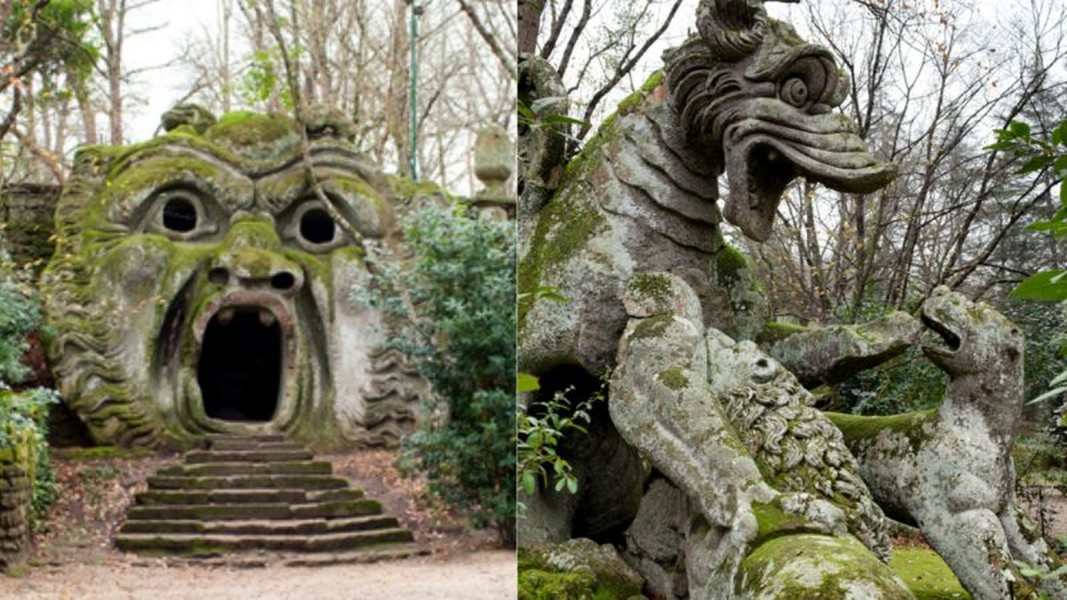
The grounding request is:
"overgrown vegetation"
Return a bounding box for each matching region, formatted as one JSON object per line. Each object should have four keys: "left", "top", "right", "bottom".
{"left": 989, "top": 119, "right": 1067, "bottom": 430}
{"left": 356, "top": 204, "right": 516, "bottom": 547}
{"left": 0, "top": 248, "right": 58, "bottom": 525}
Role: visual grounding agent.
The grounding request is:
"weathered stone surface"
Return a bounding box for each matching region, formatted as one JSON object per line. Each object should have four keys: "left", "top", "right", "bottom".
{"left": 517, "top": 0, "right": 906, "bottom": 597}
{"left": 519, "top": 538, "right": 644, "bottom": 600}
{"left": 736, "top": 534, "right": 912, "bottom": 599}
{"left": 117, "top": 436, "right": 413, "bottom": 556}
{"left": 0, "top": 451, "right": 32, "bottom": 569}
{"left": 829, "top": 287, "right": 1065, "bottom": 600}
{"left": 623, "top": 478, "right": 689, "bottom": 599}
{"left": 40, "top": 106, "right": 426, "bottom": 449}
{"left": 768, "top": 312, "right": 922, "bottom": 388}
{"left": 706, "top": 329, "right": 891, "bottom": 561}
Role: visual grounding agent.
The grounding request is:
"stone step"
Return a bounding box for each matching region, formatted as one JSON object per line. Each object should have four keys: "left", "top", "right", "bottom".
{"left": 135, "top": 489, "right": 311, "bottom": 506}
{"left": 146, "top": 474, "right": 349, "bottom": 491}
{"left": 156, "top": 461, "right": 334, "bottom": 477}
{"left": 115, "top": 528, "right": 414, "bottom": 555}
{"left": 135, "top": 488, "right": 366, "bottom": 506}
{"left": 125, "top": 499, "right": 383, "bottom": 522}
{"left": 185, "top": 449, "right": 314, "bottom": 463}
{"left": 119, "top": 514, "right": 400, "bottom": 536}
{"left": 290, "top": 499, "right": 382, "bottom": 519}
{"left": 205, "top": 434, "right": 287, "bottom": 444}
{"left": 206, "top": 439, "right": 306, "bottom": 452}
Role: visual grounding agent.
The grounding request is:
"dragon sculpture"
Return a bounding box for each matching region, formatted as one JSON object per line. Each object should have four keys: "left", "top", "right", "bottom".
{"left": 518, "top": 0, "right": 1055, "bottom": 597}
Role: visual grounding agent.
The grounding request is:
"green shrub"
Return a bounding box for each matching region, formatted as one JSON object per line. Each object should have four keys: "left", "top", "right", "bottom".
{"left": 0, "top": 249, "right": 58, "bottom": 525}
{"left": 355, "top": 204, "right": 516, "bottom": 546}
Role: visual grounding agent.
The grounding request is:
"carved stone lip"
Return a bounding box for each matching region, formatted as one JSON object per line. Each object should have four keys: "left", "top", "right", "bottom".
{"left": 720, "top": 105, "right": 897, "bottom": 241}
{"left": 192, "top": 290, "right": 295, "bottom": 344}
{"left": 186, "top": 289, "right": 297, "bottom": 431}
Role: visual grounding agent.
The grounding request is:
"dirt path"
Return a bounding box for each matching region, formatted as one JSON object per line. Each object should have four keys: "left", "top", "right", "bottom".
{"left": 2, "top": 447, "right": 516, "bottom": 599}
{"left": 2, "top": 551, "right": 517, "bottom": 599}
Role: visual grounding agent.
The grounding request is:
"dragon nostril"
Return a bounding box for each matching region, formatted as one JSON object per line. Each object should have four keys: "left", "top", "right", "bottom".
{"left": 271, "top": 272, "right": 296, "bottom": 291}
{"left": 208, "top": 267, "right": 229, "bottom": 285}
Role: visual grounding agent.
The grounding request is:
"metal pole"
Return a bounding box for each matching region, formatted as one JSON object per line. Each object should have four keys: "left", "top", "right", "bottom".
{"left": 408, "top": 1, "right": 420, "bottom": 181}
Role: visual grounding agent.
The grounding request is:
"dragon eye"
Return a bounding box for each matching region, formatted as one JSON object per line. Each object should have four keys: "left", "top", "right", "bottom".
{"left": 778, "top": 56, "right": 833, "bottom": 110}
{"left": 779, "top": 77, "right": 809, "bottom": 107}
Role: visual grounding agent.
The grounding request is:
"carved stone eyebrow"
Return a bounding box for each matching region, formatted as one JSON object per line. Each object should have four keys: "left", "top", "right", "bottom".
{"left": 99, "top": 145, "right": 255, "bottom": 227}
{"left": 253, "top": 153, "right": 391, "bottom": 239}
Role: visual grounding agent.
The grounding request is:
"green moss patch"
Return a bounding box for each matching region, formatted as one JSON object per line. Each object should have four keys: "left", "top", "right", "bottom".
{"left": 890, "top": 546, "right": 971, "bottom": 599}
{"left": 658, "top": 366, "right": 689, "bottom": 391}
{"left": 826, "top": 410, "right": 938, "bottom": 454}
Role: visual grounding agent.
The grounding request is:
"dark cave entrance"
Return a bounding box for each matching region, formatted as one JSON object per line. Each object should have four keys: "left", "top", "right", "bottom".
{"left": 197, "top": 309, "right": 282, "bottom": 422}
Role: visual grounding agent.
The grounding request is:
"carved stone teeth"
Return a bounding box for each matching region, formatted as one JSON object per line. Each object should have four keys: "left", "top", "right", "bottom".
{"left": 259, "top": 308, "right": 277, "bottom": 327}
{"left": 217, "top": 307, "right": 235, "bottom": 326}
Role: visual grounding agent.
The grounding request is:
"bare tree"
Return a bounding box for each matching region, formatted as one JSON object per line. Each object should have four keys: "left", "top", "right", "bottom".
{"left": 745, "top": 0, "right": 1067, "bottom": 324}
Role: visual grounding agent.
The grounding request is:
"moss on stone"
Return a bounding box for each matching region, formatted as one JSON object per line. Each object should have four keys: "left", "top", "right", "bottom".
{"left": 616, "top": 71, "right": 665, "bottom": 116}
{"left": 715, "top": 243, "right": 751, "bottom": 286}
{"left": 751, "top": 500, "right": 812, "bottom": 545}
{"left": 629, "top": 272, "right": 673, "bottom": 306}
{"left": 626, "top": 314, "right": 674, "bottom": 343}
{"left": 757, "top": 321, "right": 811, "bottom": 345}
{"left": 658, "top": 366, "right": 689, "bottom": 391}
{"left": 826, "top": 410, "right": 938, "bottom": 454}
{"left": 517, "top": 162, "right": 609, "bottom": 331}
{"left": 206, "top": 111, "right": 297, "bottom": 147}
{"left": 518, "top": 545, "right": 643, "bottom": 600}
{"left": 890, "top": 546, "right": 971, "bottom": 599}
{"left": 738, "top": 534, "right": 912, "bottom": 599}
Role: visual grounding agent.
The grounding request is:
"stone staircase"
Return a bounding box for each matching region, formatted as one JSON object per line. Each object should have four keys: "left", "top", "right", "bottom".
{"left": 115, "top": 434, "right": 415, "bottom": 558}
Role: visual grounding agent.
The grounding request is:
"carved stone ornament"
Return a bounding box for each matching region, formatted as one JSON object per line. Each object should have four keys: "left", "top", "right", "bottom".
{"left": 41, "top": 105, "right": 423, "bottom": 448}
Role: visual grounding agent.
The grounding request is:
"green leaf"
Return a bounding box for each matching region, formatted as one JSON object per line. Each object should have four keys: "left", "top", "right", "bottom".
{"left": 1009, "top": 121, "right": 1032, "bottom": 139}
{"left": 521, "top": 470, "right": 537, "bottom": 496}
{"left": 517, "top": 372, "right": 541, "bottom": 393}
{"left": 1054, "top": 155, "right": 1067, "bottom": 176}
{"left": 1018, "top": 155, "right": 1051, "bottom": 175}
{"left": 1011, "top": 270, "right": 1067, "bottom": 301}
{"left": 1052, "top": 120, "right": 1067, "bottom": 146}
{"left": 566, "top": 476, "right": 578, "bottom": 494}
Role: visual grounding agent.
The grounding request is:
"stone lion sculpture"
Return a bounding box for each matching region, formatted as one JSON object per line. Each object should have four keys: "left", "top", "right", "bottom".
{"left": 41, "top": 106, "right": 426, "bottom": 449}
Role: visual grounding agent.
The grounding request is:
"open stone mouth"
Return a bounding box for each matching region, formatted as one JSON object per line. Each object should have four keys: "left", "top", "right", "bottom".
{"left": 196, "top": 306, "right": 284, "bottom": 422}
{"left": 921, "top": 313, "right": 962, "bottom": 353}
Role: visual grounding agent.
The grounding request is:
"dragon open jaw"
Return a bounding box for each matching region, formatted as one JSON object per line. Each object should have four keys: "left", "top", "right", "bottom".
{"left": 920, "top": 307, "right": 963, "bottom": 365}
{"left": 721, "top": 101, "right": 897, "bottom": 242}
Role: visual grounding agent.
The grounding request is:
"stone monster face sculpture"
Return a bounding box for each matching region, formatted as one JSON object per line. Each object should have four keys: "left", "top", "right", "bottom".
{"left": 42, "top": 108, "right": 419, "bottom": 447}
{"left": 668, "top": 0, "right": 896, "bottom": 240}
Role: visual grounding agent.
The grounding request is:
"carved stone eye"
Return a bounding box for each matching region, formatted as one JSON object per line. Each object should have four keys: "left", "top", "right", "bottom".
{"left": 779, "top": 77, "right": 809, "bottom": 107}
{"left": 777, "top": 56, "right": 833, "bottom": 110}
{"left": 161, "top": 196, "right": 198, "bottom": 232}
{"left": 298, "top": 207, "right": 336, "bottom": 245}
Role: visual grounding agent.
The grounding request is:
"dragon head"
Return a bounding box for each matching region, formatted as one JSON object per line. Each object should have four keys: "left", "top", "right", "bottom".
{"left": 666, "top": 0, "right": 895, "bottom": 241}
{"left": 920, "top": 286, "right": 1023, "bottom": 379}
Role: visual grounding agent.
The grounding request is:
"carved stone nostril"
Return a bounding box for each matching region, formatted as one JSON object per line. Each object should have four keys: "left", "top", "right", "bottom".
{"left": 271, "top": 272, "right": 297, "bottom": 291}
{"left": 208, "top": 267, "right": 229, "bottom": 285}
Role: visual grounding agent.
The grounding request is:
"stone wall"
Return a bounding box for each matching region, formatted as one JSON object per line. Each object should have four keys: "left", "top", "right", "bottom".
{"left": 0, "top": 443, "right": 32, "bottom": 569}
{"left": 0, "top": 183, "right": 62, "bottom": 270}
